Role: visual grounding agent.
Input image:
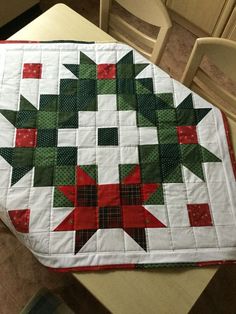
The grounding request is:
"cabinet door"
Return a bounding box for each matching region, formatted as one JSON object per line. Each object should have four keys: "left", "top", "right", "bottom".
{"left": 222, "top": 6, "right": 236, "bottom": 40}
{"left": 166, "top": 0, "right": 226, "bottom": 35}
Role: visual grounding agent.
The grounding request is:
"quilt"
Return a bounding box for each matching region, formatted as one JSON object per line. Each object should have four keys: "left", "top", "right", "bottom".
{"left": 0, "top": 41, "right": 236, "bottom": 271}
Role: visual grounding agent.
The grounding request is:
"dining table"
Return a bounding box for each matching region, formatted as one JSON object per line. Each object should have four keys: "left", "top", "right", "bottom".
{"left": 5, "top": 3, "right": 228, "bottom": 314}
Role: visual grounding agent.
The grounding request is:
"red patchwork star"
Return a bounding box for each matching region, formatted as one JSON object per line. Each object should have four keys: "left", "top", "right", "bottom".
{"left": 55, "top": 166, "right": 166, "bottom": 253}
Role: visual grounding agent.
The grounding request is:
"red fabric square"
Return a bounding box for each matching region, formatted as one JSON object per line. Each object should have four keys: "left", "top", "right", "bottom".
{"left": 98, "top": 184, "right": 120, "bottom": 206}
{"left": 176, "top": 126, "right": 198, "bottom": 144}
{"left": 122, "top": 205, "right": 146, "bottom": 228}
{"left": 97, "top": 64, "right": 116, "bottom": 79}
{"left": 15, "top": 128, "right": 37, "bottom": 147}
{"left": 74, "top": 207, "right": 98, "bottom": 230}
{"left": 187, "top": 203, "right": 213, "bottom": 227}
{"left": 8, "top": 209, "right": 30, "bottom": 233}
{"left": 23, "top": 63, "right": 42, "bottom": 79}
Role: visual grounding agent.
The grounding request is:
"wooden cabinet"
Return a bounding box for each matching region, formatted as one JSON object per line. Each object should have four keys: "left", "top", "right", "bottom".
{"left": 163, "top": 0, "right": 235, "bottom": 37}
{"left": 222, "top": 6, "right": 236, "bottom": 40}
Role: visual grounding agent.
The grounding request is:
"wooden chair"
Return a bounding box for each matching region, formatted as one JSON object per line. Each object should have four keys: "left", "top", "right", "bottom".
{"left": 181, "top": 37, "right": 236, "bottom": 152}
{"left": 99, "top": 0, "right": 172, "bottom": 64}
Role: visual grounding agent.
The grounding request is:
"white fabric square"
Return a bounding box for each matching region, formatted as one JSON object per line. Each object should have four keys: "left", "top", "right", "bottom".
{"left": 171, "top": 227, "right": 196, "bottom": 249}
{"left": 97, "top": 147, "right": 120, "bottom": 166}
{"left": 203, "top": 163, "right": 226, "bottom": 182}
{"left": 0, "top": 169, "right": 11, "bottom": 188}
{"left": 120, "top": 146, "right": 139, "bottom": 164}
{"left": 97, "top": 95, "right": 117, "bottom": 111}
{"left": 153, "top": 77, "right": 173, "bottom": 94}
{"left": 120, "top": 126, "right": 139, "bottom": 146}
{"left": 186, "top": 183, "right": 209, "bottom": 203}
{"left": 97, "top": 165, "right": 119, "bottom": 184}
{"left": 39, "top": 79, "right": 59, "bottom": 95}
{"left": 216, "top": 226, "right": 236, "bottom": 247}
{"left": 77, "top": 127, "right": 95, "bottom": 147}
{"left": 26, "top": 232, "right": 50, "bottom": 254}
{"left": 0, "top": 128, "right": 15, "bottom": 147}
{"left": 50, "top": 231, "right": 74, "bottom": 254}
{"left": 78, "top": 111, "right": 96, "bottom": 127}
{"left": 96, "top": 111, "right": 118, "bottom": 127}
{"left": 97, "top": 229, "right": 125, "bottom": 252}
{"left": 6, "top": 187, "right": 30, "bottom": 208}
{"left": 208, "top": 182, "right": 230, "bottom": 204}
{"left": 30, "top": 208, "right": 50, "bottom": 232}
{"left": 167, "top": 205, "right": 190, "bottom": 227}
{"left": 211, "top": 203, "right": 235, "bottom": 226}
{"left": 29, "top": 187, "right": 53, "bottom": 210}
{"left": 164, "top": 183, "right": 187, "bottom": 204}
{"left": 197, "top": 125, "right": 218, "bottom": 144}
{"left": 57, "top": 129, "right": 77, "bottom": 147}
{"left": 77, "top": 148, "right": 96, "bottom": 165}
{"left": 193, "top": 227, "right": 218, "bottom": 248}
{"left": 118, "top": 111, "right": 137, "bottom": 126}
{"left": 139, "top": 127, "right": 158, "bottom": 145}
{"left": 147, "top": 228, "right": 172, "bottom": 250}
{"left": 96, "top": 50, "right": 116, "bottom": 64}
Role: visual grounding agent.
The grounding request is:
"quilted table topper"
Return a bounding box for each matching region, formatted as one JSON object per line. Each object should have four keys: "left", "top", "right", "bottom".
{"left": 0, "top": 41, "right": 236, "bottom": 271}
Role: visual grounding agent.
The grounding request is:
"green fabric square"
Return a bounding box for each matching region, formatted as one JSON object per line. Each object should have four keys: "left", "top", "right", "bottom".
{"left": 34, "top": 166, "right": 54, "bottom": 186}
{"left": 12, "top": 148, "right": 34, "bottom": 167}
{"left": 37, "top": 112, "right": 57, "bottom": 129}
{"left": 137, "top": 94, "right": 156, "bottom": 110}
{"left": 80, "top": 64, "right": 96, "bottom": 79}
{"left": 58, "top": 112, "right": 78, "bottom": 128}
{"left": 158, "top": 127, "right": 178, "bottom": 144}
{"left": 117, "top": 79, "right": 135, "bottom": 94}
{"left": 117, "top": 94, "right": 137, "bottom": 110}
{"left": 157, "top": 109, "right": 177, "bottom": 124}
{"left": 98, "top": 128, "right": 118, "bottom": 146}
{"left": 79, "top": 79, "right": 96, "bottom": 95}
{"left": 77, "top": 94, "right": 97, "bottom": 111}
{"left": 97, "top": 79, "right": 116, "bottom": 94}
{"left": 135, "top": 79, "right": 153, "bottom": 94}
{"left": 159, "top": 144, "right": 180, "bottom": 160}
{"left": 139, "top": 145, "right": 159, "bottom": 163}
{"left": 16, "top": 111, "right": 37, "bottom": 128}
{"left": 60, "top": 79, "right": 78, "bottom": 95}
{"left": 54, "top": 166, "right": 76, "bottom": 185}
{"left": 137, "top": 110, "right": 156, "bottom": 127}
{"left": 161, "top": 161, "right": 183, "bottom": 183}
{"left": 57, "top": 147, "right": 77, "bottom": 165}
{"left": 59, "top": 95, "right": 77, "bottom": 112}
{"left": 141, "top": 163, "right": 162, "bottom": 183}
{"left": 156, "top": 93, "right": 174, "bottom": 107}
{"left": 143, "top": 185, "right": 164, "bottom": 204}
{"left": 117, "top": 64, "right": 134, "bottom": 78}
{"left": 39, "top": 95, "right": 58, "bottom": 111}
{"left": 176, "top": 109, "right": 196, "bottom": 126}
{"left": 34, "top": 147, "right": 57, "bottom": 166}
{"left": 180, "top": 144, "right": 202, "bottom": 162}
{"left": 37, "top": 129, "right": 57, "bottom": 147}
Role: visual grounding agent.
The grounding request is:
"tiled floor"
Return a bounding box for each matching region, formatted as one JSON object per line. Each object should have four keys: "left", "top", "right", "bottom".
{"left": 0, "top": 1, "right": 235, "bottom": 313}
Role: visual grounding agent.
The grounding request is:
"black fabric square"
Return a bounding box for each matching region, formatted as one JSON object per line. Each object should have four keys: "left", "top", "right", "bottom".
{"left": 98, "top": 128, "right": 118, "bottom": 146}
{"left": 99, "top": 207, "right": 122, "bottom": 228}
{"left": 120, "top": 184, "right": 142, "bottom": 205}
{"left": 77, "top": 185, "right": 97, "bottom": 206}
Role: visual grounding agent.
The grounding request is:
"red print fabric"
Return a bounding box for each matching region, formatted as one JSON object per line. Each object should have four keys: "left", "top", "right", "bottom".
{"left": 23, "top": 63, "right": 42, "bottom": 79}
{"left": 97, "top": 64, "right": 116, "bottom": 79}
{"left": 177, "top": 126, "right": 198, "bottom": 144}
